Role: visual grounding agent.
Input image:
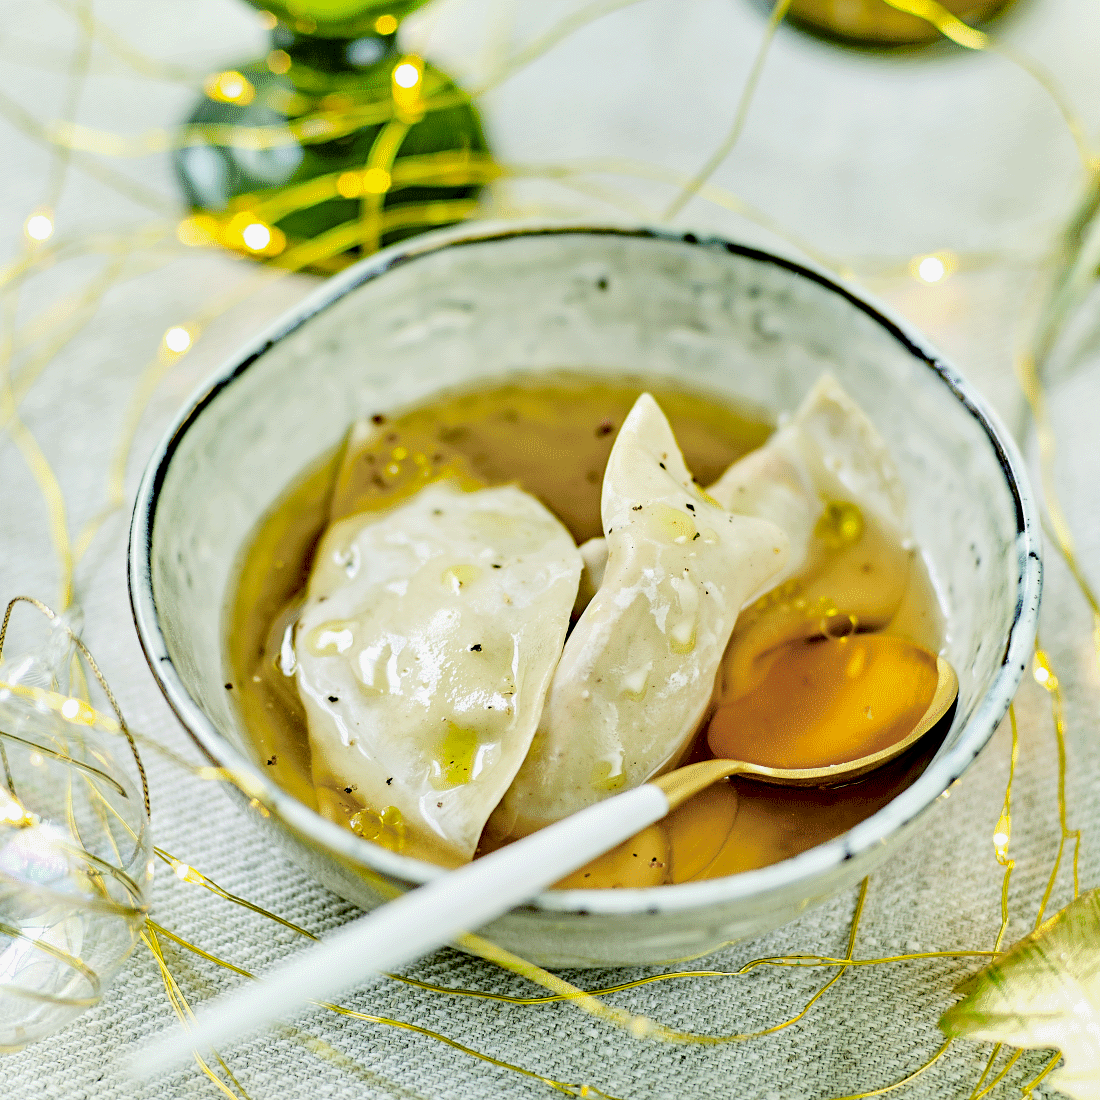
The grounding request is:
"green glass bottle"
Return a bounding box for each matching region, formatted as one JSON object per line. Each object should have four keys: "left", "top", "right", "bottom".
{"left": 175, "top": 0, "right": 491, "bottom": 272}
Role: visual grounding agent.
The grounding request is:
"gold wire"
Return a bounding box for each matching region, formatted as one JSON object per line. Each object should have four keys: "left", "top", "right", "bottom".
{"left": 976, "top": 1050, "right": 1025, "bottom": 1100}
{"left": 1031, "top": 641, "right": 1082, "bottom": 928}
{"left": 0, "top": 596, "right": 151, "bottom": 815}
{"left": 358, "top": 118, "right": 412, "bottom": 256}
{"left": 992, "top": 705, "right": 1019, "bottom": 954}
{"left": 0, "top": 90, "right": 174, "bottom": 214}
{"left": 7, "top": 3, "right": 1098, "bottom": 1092}
{"left": 141, "top": 925, "right": 254, "bottom": 1100}
{"left": 9, "top": 249, "right": 170, "bottom": 412}
{"left": 0, "top": 919, "right": 101, "bottom": 1001}
{"left": 145, "top": 920, "right": 624, "bottom": 1099}
{"left": 0, "top": 412, "right": 74, "bottom": 610}
{"left": 664, "top": 0, "right": 794, "bottom": 220}
{"left": 464, "top": 877, "right": 870, "bottom": 1047}
{"left": 879, "top": 0, "right": 1095, "bottom": 170}
{"left": 152, "top": 847, "right": 320, "bottom": 939}
{"left": 1019, "top": 1050, "right": 1061, "bottom": 1096}
{"left": 0, "top": 727, "right": 126, "bottom": 797}
{"left": 51, "top": 0, "right": 203, "bottom": 84}
{"left": 471, "top": 0, "right": 652, "bottom": 97}
{"left": 736, "top": 950, "right": 996, "bottom": 973}
{"left": 968, "top": 1044, "right": 1002, "bottom": 1100}
{"left": 828, "top": 1039, "right": 952, "bottom": 1099}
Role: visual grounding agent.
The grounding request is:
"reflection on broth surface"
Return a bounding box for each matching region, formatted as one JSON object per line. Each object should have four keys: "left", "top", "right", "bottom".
{"left": 227, "top": 373, "right": 943, "bottom": 886}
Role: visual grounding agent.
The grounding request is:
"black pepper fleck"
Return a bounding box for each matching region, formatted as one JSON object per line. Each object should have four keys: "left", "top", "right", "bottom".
{"left": 224, "top": 682, "right": 233, "bottom": 690}
{"left": 470, "top": 644, "right": 482, "bottom": 651}
{"left": 371, "top": 413, "right": 385, "bottom": 424}
{"left": 685, "top": 503, "right": 695, "bottom": 511}
{"left": 386, "top": 777, "right": 393, "bottom": 785}
{"left": 267, "top": 756, "right": 277, "bottom": 765}
{"left": 328, "top": 695, "right": 339, "bottom": 703}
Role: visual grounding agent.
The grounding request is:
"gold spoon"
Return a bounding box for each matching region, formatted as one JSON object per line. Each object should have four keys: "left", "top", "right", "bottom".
{"left": 135, "top": 643, "right": 958, "bottom": 1079}
{"left": 656, "top": 642, "right": 958, "bottom": 809}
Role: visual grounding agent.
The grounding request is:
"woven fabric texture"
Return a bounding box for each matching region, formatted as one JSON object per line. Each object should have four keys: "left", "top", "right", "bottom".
{"left": 2, "top": 1, "right": 1099, "bottom": 1096}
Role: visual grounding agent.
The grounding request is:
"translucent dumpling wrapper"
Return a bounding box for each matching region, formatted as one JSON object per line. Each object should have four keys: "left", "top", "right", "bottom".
{"left": 709, "top": 372, "right": 907, "bottom": 583}
{"left": 711, "top": 373, "right": 914, "bottom": 699}
{"left": 574, "top": 375, "right": 914, "bottom": 699}
{"left": 490, "top": 394, "right": 789, "bottom": 839}
{"left": 295, "top": 481, "right": 583, "bottom": 866}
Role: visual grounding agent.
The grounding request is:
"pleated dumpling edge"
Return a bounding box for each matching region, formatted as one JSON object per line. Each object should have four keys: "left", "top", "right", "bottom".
{"left": 294, "top": 481, "right": 583, "bottom": 866}
{"left": 491, "top": 394, "right": 790, "bottom": 840}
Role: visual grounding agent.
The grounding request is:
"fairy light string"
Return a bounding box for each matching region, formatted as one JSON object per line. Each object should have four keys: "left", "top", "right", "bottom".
{"left": 663, "top": 0, "right": 794, "bottom": 220}
{"left": 2, "top": 0, "right": 1099, "bottom": 1096}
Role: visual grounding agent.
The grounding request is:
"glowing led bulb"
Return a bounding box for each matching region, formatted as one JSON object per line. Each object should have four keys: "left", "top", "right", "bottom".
{"left": 60, "top": 698, "right": 80, "bottom": 720}
{"left": 918, "top": 256, "right": 944, "bottom": 282}
{"left": 393, "top": 62, "right": 420, "bottom": 88}
{"left": 375, "top": 14, "right": 398, "bottom": 34}
{"left": 242, "top": 222, "right": 272, "bottom": 251}
{"left": 1033, "top": 664, "right": 1050, "bottom": 685}
{"left": 362, "top": 167, "right": 391, "bottom": 194}
{"left": 164, "top": 326, "right": 192, "bottom": 353}
{"left": 204, "top": 70, "right": 255, "bottom": 105}
{"left": 24, "top": 213, "right": 54, "bottom": 242}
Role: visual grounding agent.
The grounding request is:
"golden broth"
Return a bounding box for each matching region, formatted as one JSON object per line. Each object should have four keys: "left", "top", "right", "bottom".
{"left": 227, "top": 372, "right": 944, "bottom": 887}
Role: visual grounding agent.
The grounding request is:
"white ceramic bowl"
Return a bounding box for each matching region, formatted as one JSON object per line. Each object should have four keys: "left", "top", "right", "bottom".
{"left": 129, "top": 224, "right": 1041, "bottom": 967}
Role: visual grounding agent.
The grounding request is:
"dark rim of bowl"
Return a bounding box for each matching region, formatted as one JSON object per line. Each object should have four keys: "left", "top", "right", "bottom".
{"left": 129, "top": 222, "right": 1042, "bottom": 917}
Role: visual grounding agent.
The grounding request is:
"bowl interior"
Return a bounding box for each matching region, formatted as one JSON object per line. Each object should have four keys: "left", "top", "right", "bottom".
{"left": 137, "top": 227, "right": 1033, "bottom": 918}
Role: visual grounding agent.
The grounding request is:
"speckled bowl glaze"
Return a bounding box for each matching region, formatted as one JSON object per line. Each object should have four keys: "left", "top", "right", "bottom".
{"left": 129, "top": 224, "right": 1041, "bottom": 968}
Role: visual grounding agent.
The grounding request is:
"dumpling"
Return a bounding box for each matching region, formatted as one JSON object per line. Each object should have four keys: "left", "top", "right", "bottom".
{"left": 711, "top": 374, "right": 912, "bottom": 699}
{"left": 294, "top": 481, "right": 582, "bottom": 866}
{"left": 489, "top": 394, "right": 789, "bottom": 839}
{"left": 573, "top": 375, "right": 912, "bottom": 697}
{"left": 708, "top": 372, "right": 907, "bottom": 584}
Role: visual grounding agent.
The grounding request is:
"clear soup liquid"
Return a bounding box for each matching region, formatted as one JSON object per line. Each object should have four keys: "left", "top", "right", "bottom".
{"left": 227, "top": 373, "right": 943, "bottom": 888}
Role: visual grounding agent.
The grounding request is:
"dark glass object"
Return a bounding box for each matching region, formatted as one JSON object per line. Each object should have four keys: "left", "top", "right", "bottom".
{"left": 779, "top": 0, "right": 1015, "bottom": 47}
{"left": 175, "top": 1, "right": 490, "bottom": 272}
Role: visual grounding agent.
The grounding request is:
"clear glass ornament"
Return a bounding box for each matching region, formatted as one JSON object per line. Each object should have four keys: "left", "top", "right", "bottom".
{"left": 0, "top": 600, "right": 151, "bottom": 1051}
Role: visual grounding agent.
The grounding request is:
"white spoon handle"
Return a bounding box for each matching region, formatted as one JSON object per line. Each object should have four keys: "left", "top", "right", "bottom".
{"left": 132, "top": 782, "right": 670, "bottom": 1079}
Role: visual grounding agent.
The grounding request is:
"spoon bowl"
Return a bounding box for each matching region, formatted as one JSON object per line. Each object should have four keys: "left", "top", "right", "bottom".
{"left": 658, "top": 648, "right": 959, "bottom": 806}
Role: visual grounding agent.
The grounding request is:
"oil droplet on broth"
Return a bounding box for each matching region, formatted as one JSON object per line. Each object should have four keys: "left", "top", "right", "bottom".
{"left": 351, "top": 805, "right": 406, "bottom": 852}
{"left": 815, "top": 500, "right": 864, "bottom": 549}
{"left": 707, "top": 633, "right": 939, "bottom": 770}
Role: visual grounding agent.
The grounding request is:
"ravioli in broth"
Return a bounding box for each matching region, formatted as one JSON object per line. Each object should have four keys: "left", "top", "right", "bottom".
{"left": 227, "top": 373, "right": 944, "bottom": 886}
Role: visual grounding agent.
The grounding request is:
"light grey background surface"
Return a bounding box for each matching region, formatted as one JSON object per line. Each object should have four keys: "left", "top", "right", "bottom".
{"left": 1, "top": 0, "right": 1099, "bottom": 1096}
